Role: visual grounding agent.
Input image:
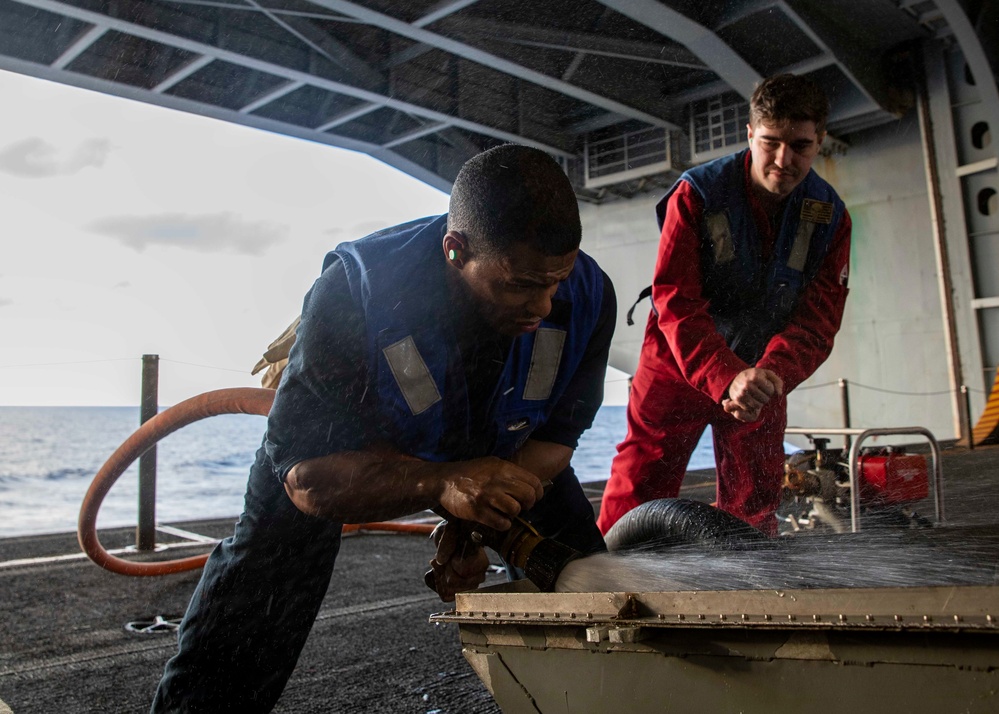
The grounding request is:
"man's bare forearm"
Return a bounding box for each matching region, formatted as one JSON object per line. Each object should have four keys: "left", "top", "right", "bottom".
{"left": 284, "top": 450, "right": 545, "bottom": 530}
{"left": 284, "top": 452, "right": 444, "bottom": 523}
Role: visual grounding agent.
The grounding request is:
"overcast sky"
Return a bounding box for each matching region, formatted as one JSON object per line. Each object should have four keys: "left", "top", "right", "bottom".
{"left": 0, "top": 68, "right": 455, "bottom": 407}
{"left": 0, "top": 68, "right": 629, "bottom": 407}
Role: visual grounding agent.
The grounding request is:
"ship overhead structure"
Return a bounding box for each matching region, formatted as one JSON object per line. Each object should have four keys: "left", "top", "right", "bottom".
{"left": 0, "top": 0, "right": 996, "bottom": 439}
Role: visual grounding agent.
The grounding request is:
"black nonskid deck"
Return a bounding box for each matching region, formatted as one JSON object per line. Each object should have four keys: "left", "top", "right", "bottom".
{"left": 1, "top": 446, "right": 997, "bottom": 713}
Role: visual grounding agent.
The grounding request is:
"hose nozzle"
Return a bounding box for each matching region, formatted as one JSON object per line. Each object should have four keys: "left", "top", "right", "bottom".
{"left": 425, "top": 517, "right": 583, "bottom": 596}
{"left": 473, "top": 518, "right": 582, "bottom": 592}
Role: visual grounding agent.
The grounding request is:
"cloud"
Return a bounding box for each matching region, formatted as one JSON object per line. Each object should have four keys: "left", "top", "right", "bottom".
{"left": 324, "top": 221, "right": 394, "bottom": 241}
{"left": 87, "top": 212, "right": 288, "bottom": 255}
{"left": 112, "top": 281, "right": 131, "bottom": 289}
{"left": 0, "top": 137, "right": 112, "bottom": 178}
{"left": 0, "top": 297, "right": 13, "bottom": 308}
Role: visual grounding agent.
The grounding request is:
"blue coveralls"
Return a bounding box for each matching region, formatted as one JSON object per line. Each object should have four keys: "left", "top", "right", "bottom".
{"left": 151, "top": 215, "right": 610, "bottom": 712}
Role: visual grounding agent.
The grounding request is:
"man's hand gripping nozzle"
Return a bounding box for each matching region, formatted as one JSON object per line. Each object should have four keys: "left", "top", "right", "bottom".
{"left": 425, "top": 514, "right": 583, "bottom": 601}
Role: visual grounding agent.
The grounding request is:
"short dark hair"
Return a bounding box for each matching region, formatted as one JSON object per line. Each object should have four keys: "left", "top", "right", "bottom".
{"left": 749, "top": 73, "right": 830, "bottom": 134}
{"left": 448, "top": 144, "right": 581, "bottom": 257}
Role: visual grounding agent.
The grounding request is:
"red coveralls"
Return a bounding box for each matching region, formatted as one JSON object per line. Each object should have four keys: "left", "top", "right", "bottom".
{"left": 598, "top": 155, "right": 851, "bottom": 536}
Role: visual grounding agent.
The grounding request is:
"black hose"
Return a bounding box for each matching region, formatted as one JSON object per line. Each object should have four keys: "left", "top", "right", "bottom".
{"left": 603, "top": 498, "right": 768, "bottom": 552}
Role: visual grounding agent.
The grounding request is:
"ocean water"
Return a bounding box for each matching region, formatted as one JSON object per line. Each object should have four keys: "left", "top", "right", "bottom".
{"left": 0, "top": 405, "right": 720, "bottom": 539}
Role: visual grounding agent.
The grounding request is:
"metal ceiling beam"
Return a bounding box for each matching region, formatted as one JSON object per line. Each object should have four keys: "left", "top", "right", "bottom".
{"left": 316, "top": 102, "right": 382, "bottom": 131}
{"left": 778, "top": 1, "right": 881, "bottom": 113}
{"left": 244, "top": 0, "right": 384, "bottom": 88}
{"left": 0, "top": 52, "right": 454, "bottom": 192}
{"left": 437, "top": 126, "right": 486, "bottom": 157}
{"left": 577, "top": 45, "right": 847, "bottom": 140}
{"left": 438, "top": 16, "right": 706, "bottom": 70}
{"left": 306, "top": 0, "right": 674, "bottom": 129}
{"left": 51, "top": 23, "right": 106, "bottom": 70}
{"left": 664, "top": 79, "right": 732, "bottom": 109}
{"left": 11, "top": 0, "right": 570, "bottom": 157}
{"left": 487, "top": 36, "right": 708, "bottom": 71}
{"left": 592, "top": 0, "right": 761, "bottom": 98}
{"left": 920, "top": 8, "right": 945, "bottom": 24}
{"left": 714, "top": 0, "right": 779, "bottom": 30}
{"left": 239, "top": 79, "right": 304, "bottom": 114}
{"left": 663, "top": 52, "right": 838, "bottom": 111}
{"left": 559, "top": 7, "right": 611, "bottom": 98}
{"left": 413, "top": 0, "right": 484, "bottom": 28}
{"left": 153, "top": 55, "right": 215, "bottom": 93}
{"left": 562, "top": 53, "right": 585, "bottom": 82}
{"left": 934, "top": 0, "right": 999, "bottom": 163}
{"left": 380, "top": 0, "right": 485, "bottom": 70}
{"left": 381, "top": 121, "right": 450, "bottom": 149}
{"left": 380, "top": 42, "right": 435, "bottom": 69}
{"left": 160, "top": 0, "right": 356, "bottom": 23}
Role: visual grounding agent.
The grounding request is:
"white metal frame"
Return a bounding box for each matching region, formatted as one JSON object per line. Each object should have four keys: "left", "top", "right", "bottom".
{"left": 785, "top": 426, "right": 944, "bottom": 533}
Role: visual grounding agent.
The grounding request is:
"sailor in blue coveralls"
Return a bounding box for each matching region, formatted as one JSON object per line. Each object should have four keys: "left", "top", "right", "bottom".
{"left": 152, "top": 144, "right": 616, "bottom": 712}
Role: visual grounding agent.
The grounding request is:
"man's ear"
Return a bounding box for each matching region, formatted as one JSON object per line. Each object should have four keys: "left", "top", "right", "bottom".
{"left": 443, "top": 231, "right": 467, "bottom": 268}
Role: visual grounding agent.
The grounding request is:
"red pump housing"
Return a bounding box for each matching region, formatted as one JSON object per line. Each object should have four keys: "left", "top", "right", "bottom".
{"left": 857, "top": 446, "right": 929, "bottom": 504}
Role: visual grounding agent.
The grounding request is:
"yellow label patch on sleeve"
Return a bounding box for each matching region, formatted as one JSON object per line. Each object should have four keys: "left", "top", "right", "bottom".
{"left": 800, "top": 198, "right": 834, "bottom": 224}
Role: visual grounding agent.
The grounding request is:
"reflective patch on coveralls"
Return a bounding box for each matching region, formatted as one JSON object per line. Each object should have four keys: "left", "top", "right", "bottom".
{"left": 522, "top": 328, "right": 566, "bottom": 401}
{"left": 787, "top": 220, "right": 816, "bottom": 273}
{"left": 705, "top": 212, "right": 734, "bottom": 264}
{"left": 788, "top": 198, "right": 832, "bottom": 272}
{"left": 382, "top": 336, "right": 442, "bottom": 415}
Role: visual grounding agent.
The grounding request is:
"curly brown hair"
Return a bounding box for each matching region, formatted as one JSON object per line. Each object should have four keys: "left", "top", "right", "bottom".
{"left": 749, "top": 73, "right": 830, "bottom": 134}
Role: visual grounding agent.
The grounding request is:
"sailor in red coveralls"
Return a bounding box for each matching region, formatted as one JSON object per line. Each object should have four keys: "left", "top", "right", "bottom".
{"left": 598, "top": 74, "right": 852, "bottom": 537}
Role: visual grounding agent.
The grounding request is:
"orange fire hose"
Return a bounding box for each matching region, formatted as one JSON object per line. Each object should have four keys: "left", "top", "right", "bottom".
{"left": 78, "top": 387, "right": 436, "bottom": 577}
